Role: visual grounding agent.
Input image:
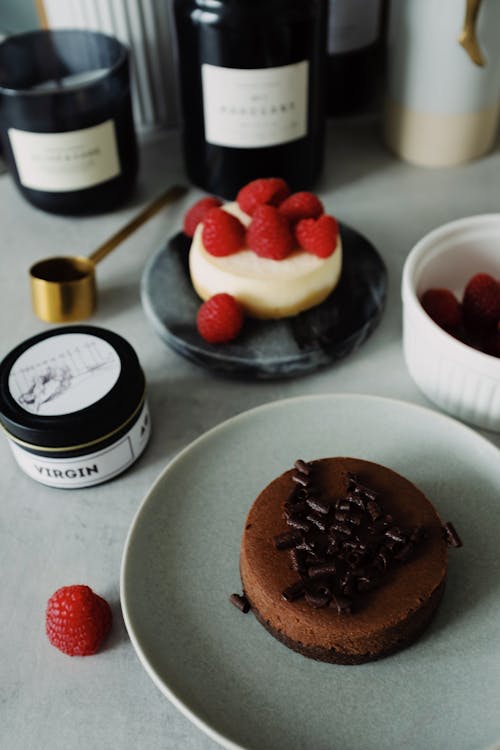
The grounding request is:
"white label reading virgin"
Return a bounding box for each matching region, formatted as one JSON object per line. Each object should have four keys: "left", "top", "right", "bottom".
{"left": 8, "top": 333, "right": 121, "bottom": 416}
{"left": 202, "top": 61, "right": 309, "bottom": 148}
{"left": 9, "top": 401, "right": 151, "bottom": 488}
{"left": 8, "top": 120, "right": 121, "bottom": 192}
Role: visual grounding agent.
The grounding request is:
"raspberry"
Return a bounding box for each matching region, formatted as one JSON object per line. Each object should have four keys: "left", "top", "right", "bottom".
{"left": 462, "top": 273, "right": 500, "bottom": 328}
{"left": 483, "top": 328, "right": 500, "bottom": 358}
{"left": 278, "top": 192, "right": 324, "bottom": 224}
{"left": 201, "top": 208, "right": 246, "bottom": 257}
{"left": 237, "top": 178, "right": 290, "bottom": 216}
{"left": 246, "top": 205, "right": 294, "bottom": 260}
{"left": 196, "top": 293, "right": 244, "bottom": 344}
{"left": 420, "top": 288, "right": 462, "bottom": 332}
{"left": 183, "top": 196, "right": 222, "bottom": 237}
{"left": 295, "top": 215, "right": 339, "bottom": 258}
{"left": 46, "top": 585, "right": 112, "bottom": 657}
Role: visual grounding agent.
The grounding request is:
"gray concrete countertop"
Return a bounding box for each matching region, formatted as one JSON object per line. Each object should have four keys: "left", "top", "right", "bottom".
{"left": 1, "top": 120, "right": 499, "bottom": 750}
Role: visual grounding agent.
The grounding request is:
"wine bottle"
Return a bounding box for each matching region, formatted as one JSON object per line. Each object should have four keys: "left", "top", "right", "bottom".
{"left": 326, "top": 0, "right": 382, "bottom": 117}
{"left": 173, "top": 0, "right": 327, "bottom": 198}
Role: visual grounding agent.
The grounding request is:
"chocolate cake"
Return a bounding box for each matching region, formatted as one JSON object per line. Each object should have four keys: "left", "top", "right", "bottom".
{"left": 237, "top": 457, "right": 461, "bottom": 664}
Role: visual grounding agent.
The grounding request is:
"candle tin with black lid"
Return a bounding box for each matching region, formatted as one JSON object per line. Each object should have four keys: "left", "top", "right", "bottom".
{"left": 0, "top": 325, "right": 150, "bottom": 488}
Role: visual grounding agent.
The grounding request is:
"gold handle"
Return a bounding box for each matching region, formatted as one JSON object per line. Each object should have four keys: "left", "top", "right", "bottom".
{"left": 35, "top": 0, "right": 49, "bottom": 29}
{"left": 89, "top": 184, "right": 187, "bottom": 265}
{"left": 458, "top": 0, "right": 486, "bottom": 67}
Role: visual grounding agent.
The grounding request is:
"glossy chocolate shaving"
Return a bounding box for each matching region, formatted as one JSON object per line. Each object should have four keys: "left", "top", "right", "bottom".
{"left": 306, "top": 496, "right": 331, "bottom": 515}
{"left": 442, "top": 521, "right": 463, "bottom": 548}
{"left": 290, "top": 548, "right": 307, "bottom": 573}
{"left": 294, "top": 459, "right": 311, "bottom": 475}
{"left": 278, "top": 462, "right": 427, "bottom": 614}
{"left": 305, "top": 583, "right": 332, "bottom": 609}
{"left": 332, "top": 593, "right": 352, "bottom": 614}
{"left": 282, "top": 580, "right": 305, "bottom": 601}
{"left": 274, "top": 530, "right": 302, "bottom": 550}
{"left": 306, "top": 512, "right": 328, "bottom": 532}
{"left": 292, "top": 474, "right": 309, "bottom": 487}
{"left": 230, "top": 593, "right": 250, "bottom": 613}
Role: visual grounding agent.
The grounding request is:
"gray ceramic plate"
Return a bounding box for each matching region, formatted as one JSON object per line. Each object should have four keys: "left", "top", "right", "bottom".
{"left": 121, "top": 395, "right": 500, "bottom": 750}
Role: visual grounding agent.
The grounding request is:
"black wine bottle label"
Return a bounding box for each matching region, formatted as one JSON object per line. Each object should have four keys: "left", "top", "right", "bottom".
{"left": 7, "top": 119, "right": 121, "bottom": 192}
{"left": 328, "top": 0, "right": 381, "bottom": 54}
{"left": 201, "top": 61, "right": 309, "bottom": 149}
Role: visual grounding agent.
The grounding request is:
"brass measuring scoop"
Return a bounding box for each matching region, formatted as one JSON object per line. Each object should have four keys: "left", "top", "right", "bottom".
{"left": 30, "top": 184, "right": 187, "bottom": 323}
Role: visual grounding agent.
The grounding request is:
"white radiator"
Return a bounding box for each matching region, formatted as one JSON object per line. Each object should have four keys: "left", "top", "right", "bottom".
{"left": 40, "top": 0, "right": 180, "bottom": 133}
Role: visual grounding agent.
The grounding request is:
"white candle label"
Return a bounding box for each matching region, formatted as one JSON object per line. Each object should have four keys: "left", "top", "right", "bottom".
{"left": 8, "top": 119, "right": 121, "bottom": 192}
{"left": 202, "top": 61, "right": 308, "bottom": 148}
{"left": 9, "top": 401, "right": 151, "bottom": 488}
{"left": 328, "top": 0, "right": 381, "bottom": 54}
{"left": 8, "top": 333, "right": 121, "bottom": 416}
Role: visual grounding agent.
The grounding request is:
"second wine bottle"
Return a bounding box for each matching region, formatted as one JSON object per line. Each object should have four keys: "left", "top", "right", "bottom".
{"left": 174, "top": 0, "right": 327, "bottom": 198}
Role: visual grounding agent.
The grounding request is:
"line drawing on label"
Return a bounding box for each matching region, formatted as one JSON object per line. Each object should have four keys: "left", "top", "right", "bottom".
{"left": 18, "top": 365, "right": 73, "bottom": 413}
{"left": 10, "top": 336, "right": 120, "bottom": 415}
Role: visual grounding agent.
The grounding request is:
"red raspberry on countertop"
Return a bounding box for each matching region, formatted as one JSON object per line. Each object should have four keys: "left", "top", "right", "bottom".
{"left": 462, "top": 273, "right": 500, "bottom": 328}
{"left": 183, "top": 196, "right": 222, "bottom": 237}
{"left": 237, "top": 177, "right": 290, "bottom": 216}
{"left": 295, "top": 215, "right": 339, "bottom": 258}
{"left": 201, "top": 207, "right": 246, "bottom": 257}
{"left": 246, "top": 205, "right": 294, "bottom": 260}
{"left": 196, "top": 293, "right": 244, "bottom": 344}
{"left": 46, "top": 585, "right": 112, "bottom": 657}
{"left": 278, "top": 192, "right": 324, "bottom": 224}
{"left": 420, "top": 288, "right": 462, "bottom": 332}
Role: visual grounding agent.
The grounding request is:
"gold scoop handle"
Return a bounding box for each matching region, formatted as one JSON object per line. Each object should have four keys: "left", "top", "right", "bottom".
{"left": 89, "top": 184, "right": 187, "bottom": 265}
{"left": 458, "top": 0, "right": 486, "bottom": 67}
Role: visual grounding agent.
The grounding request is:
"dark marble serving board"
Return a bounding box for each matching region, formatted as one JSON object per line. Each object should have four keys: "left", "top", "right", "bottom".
{"left": 141, "top": 224, "right": 387, "bottom": 379}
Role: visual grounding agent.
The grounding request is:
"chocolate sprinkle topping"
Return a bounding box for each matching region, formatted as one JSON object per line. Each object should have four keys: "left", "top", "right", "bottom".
{"left": 294, "top": 459, "right": 311, "bottom": 475}
{"left": 292, "top": 474, "right": 310, "bottom": 487}
{"left": 442, "top": 521, "right": 463, "bottom": 548}
{"left": 230, "top": 593, "right": 250, "bottom": 613}
{"left": 274, "top": 530, "right": 302, "bottom": 550}
{"left": 282, "top": 580, "right": 306, "bottom": 602}
{"left": 332, "top": 593, "right": 352, "bottom": 614}
{"left": 277, "top": 461, "right": 430, "bottom": 614}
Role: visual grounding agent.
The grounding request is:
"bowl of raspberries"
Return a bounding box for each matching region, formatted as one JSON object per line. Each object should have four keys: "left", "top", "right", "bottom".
{"left": 402, "top": 214, "right": 500, "bottom": 432}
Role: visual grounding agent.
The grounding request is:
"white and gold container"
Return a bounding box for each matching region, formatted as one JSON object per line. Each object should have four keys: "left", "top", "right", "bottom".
{"left": 384, "top": 0, "right": 500, "bottom": 166}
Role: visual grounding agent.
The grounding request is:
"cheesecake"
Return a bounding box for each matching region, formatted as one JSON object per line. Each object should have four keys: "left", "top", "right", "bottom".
{"left": 189, "top": 202, "right": 342, "bottom": 319}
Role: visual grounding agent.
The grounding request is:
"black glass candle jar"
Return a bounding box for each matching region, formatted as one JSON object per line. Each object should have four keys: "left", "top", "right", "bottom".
{"left": 174, "top": 0, "right": 327, "bottom": 198}
{"left": 0, "top": 30, "right": 138, "bottom": 215}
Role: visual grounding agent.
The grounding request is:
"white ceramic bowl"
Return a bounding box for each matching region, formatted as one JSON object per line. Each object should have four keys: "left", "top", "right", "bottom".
{"left": 402, "top": 214, "right": 500, "bottom": 432}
